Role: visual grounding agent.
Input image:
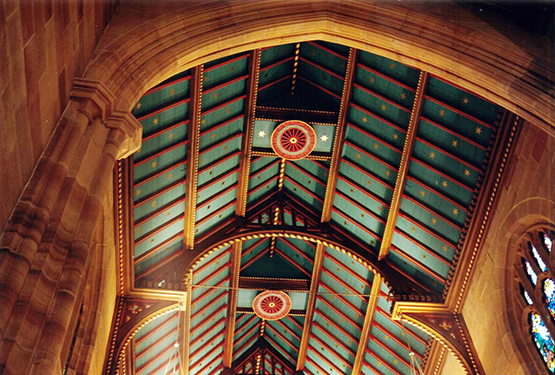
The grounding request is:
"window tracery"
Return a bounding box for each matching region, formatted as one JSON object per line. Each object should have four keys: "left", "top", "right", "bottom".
{"left": 516, "top": 226, "right": 555, "bottom": 373}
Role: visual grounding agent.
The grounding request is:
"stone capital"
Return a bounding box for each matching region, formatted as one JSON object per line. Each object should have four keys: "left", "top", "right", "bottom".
{"left": 70, "top": 78, "right": 116, "bottom": 122}
{"left": 105, "top": 111, "right": 143, "bottom": 159}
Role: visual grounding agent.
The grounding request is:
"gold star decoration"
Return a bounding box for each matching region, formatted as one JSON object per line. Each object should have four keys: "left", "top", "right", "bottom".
{"left": 153, "top": 118, "right": 159, "bottom": 125}
{"left": 258, "top": 130, "right": 266, "bottom": 138}
{"left": 464, "top": 169, "right": 471, "bottom": 176}
{"left": 394, "top": 360, "right": 399, "bottom": 365}
{"left": 369, "top": 77, "right": 375, "bottom": 84}
{"left": 393, "top": 133, "right": 398, "bottom": 140}
{"left": 362, "top": 117, "right": 368, "bottom": 123}
{"left": 136, "top": 228, "right": 141, "bottom": 234}
{"left": 169, "top": 132, "right": 174, "bottom": 139}
{"left": 213, "top": 92, "right": 219, "bottom": 99}
{"left": 420, "top": 190, "right": 426, "bottom": 197}
{"left": 429, "top": 151, "right": 436, "bottom": 159}
{"left": 452, "top": 208, "right": 459, "bottom": 215}
{"left": 136, "top": 189, "right": 141, "bottom": 196}
{"left": 367, "top": 180, "right": 372, "bottom": 185}
{"left": 389, "top": 62, "right": 395, "bottom": 69}
{"left": 151, "top": 161, "right": 157, "bottom": 168}
{"left": 411, "top": 226, "right": 416, "bottom": 232}
{"left": 381, "top": 104, "right": 387, "bottom": 111}
{"left": 384, "top": 335, "right": 389, "bottom": 341}
{"left": 151, "top": 201, "right": 156, "bottom": 208}
{"left": 167, "top": 212, "right": 171, "bottom": 216}
{"left": 401, "top": 93, "right": 406, "bottom": 100}
{"left": 432, "top": 218, "right": 437, "bottom": 225}
{"left": 201, "top": 118, "right": 206, "bottom": 125}
{"left": 168, "top": 173, "right": 173, "bottom": 179}
{"left": 475, "top": 127, "right": 482, "bottom": 135}
{"left": 224, "top": 145, "right": 228, "bottom": 150}
{"left": 378, "top": 206, "right": 383, "bottom": 211}
{"left": 356, "top": 153, "right": 361, "bottom": 160}
{"left": 442, "top": 245, "right": 448, "bottom": 252}
{"left": 374, "top": 144, "right": 379, "bottom": 149}
{"left": 320, "top": 135, "right": 329, "bottom": 142}
{"left": 230, "top": 65, "right": 235, "bottom": 72}
{"left": 386, "top": 170, "right": 391, "bottom": 177}
{"left": 452, "top": 140, "right": 458, "bottom": 147}
{"left": 463, "top": 97, "right": 469, "bottom": 104}
{"left": 170, "top": 89, "right": 175, "bottom": 95}
{"left": 423, "top": 254, "right": 427, "bottom": 259}
{"left": 226, "top": 107, "right": 230, "bottom": 114}
{"left": 210, "top": 133, "right": 215, "bottom": 139}
{"left": 136, "top": 102, "right": 142, "bottom": 109}
{"left": 442, "top": 180, "right": 448, "bottom": 188}
{"left": 439, "top": 109, "right": 445, "bottom": 117}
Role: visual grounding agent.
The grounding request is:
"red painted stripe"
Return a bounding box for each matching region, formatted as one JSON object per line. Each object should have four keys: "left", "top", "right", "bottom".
{"left": 317, "top": 289, "right": 362, "bottom": 328}
{"left": 199, "top": 132, "right": 242, "bottom": 156}
{"left": 373, "top": 321, "right": 423, "bottom": 361}
{"left": 240, "top": 238, "right": 267, "bottom": 258}
{"left": 405, "top": 175, "right": 467, "bottom": 212}
{"left": 312, "top": 320, "right": 357, "bottom": 357}
{"left": 382, "top": 261, "right": 434, "bottom": 294}
{"left": 313, "top": 310, "right": 358, "bottom": 348}
{"left": 371, "top": 331, "right": 412, "bottom": 368}
{"left": 198, "top": 150, "right": 241, "bottom": 176}
{"left": 285, "top": 315, "right": 303, "bottom": 331}
{"left": 424, "top": 95, "right": 494, "bottom": 129}
{"left": 142, "top": 120, "right": 188, "bottom": 142}
{"left": 306, "top": 357, "right": 336, "bottom": 375}
{"left": 350, "top": 102, "right": 408, "bottom": 134}
{"left": 376, "top": 305, "right": 428, "bottom": 346}
{"left": 401, "top": 194, "right": 464, "bottom": 230}
{"left": 307, "top": 158, "right": 330, "bottom": 171}
{"left": 344, "top": 140, "right": 399, "bottom": 173}
{"left": 195, "top": 199, "right": 237, "bottom": 227}
{"left": 191, "top": 304, "right": 227, "bottom": 336}
{"left": 136, "top": 341, "right": 176, "bottom": 373}
{"left": 363, "top": 351, "right": 403, "bottom": 375}
{"left": 201, "top": 95, "right": 246, "bottom": 116}
{"left": 307, "top": 41, "right": 349, "bottom": 61}
{"left": 347, "top": 122, "right": 402, "bottom": 155}
{"left": 264, "top": 334, "right": 297, "bottom": 365}
{"left": 394, "top": 228, "right": 451, "bottom": 268}
{"left": 258, "top": 74, "right": 292, "bottom": 92}
{"left": 331, "top": 207, "right": 381, "bottom": 242}
{"left": 134, "top": 178, "right": 185, "bottom": 208}
{"left": 240, "top": 247, "right": 268, "bottom": 271}
{"left": 135, "top": 314, "right": 177, "bottom": 345}
{"left": 190, "top": 332, "right": 225, "bottom": 370}
{"left": 320, "top": 280, "right": 365, "bottom": 316}
{"left": 135, "top": 248, "right": 184, "bottom": 278}
{"left": 134, "top": 140, "right": 187, "bottom": 167}
{"left": 415, "top": 136, "right": 481, "bottom": 172}
{"left": 330, "top": 220, "right": 375, "bottom": 251}
{"left": 420, "top": 116, "right": 487, "bottom": 150}
{"left": 134, "top": 196, "right": 185, "bottom": 228}
{"left": 136, "top": 98, "right": 191, "bottom": 121}
{"left": 193, "top": 245, "right": 230, "bottom": 275}
{"left": 390, "top": 245, "right": 446, "bottom": 284}
{"left": 307, "top": 342, "right": 348, "bottom": 374}
{"left": 250, "top": 159, "right": 280, "bottom": 180}
{"left": 234, "top": 325, "right": 260, "bottom": 355}
{"left": 286, "top": 161, "right": 326, "bottom": 186}
{"left": 134, "top": 232, "right": 183, "bottom": 264}
{"left": 192, "top": 277, "right": 230, "bottom": 307}
{"left": 260, "top": 55, "right": 295, "bottom": 72}
{"left": 324, "top": 252, "right": 370, "bottom": 286}
{"left": 265, "top": 323, "right": 297, "bottom": 351}
{"left": 134, "top": 214, "right": 184, "bottom": 245}
{"left": 134, "top": 160, "right": 187, "bottom": 187}
{"left": 340, "top": 158, "right": 394, "bottom": 192}
{"left": 335, "top": 189, "right": 386, "bottom": 226}
{"left": 198, "top": 353, "right": 224, "bottom": 375}
{"left": 203, "top": 74, "right": 249, "bottom": 94}
{"left": 234, "top": 314, "right": 257, "bottom": 336}
{"left": 356, "top": 62, "right": 416, "bottom": 92}
{"left": 200, "top": 114, "right": 244, "bottom": 137}
{"left": 299, "top": 56, "right": 345, "bottom": 81}
{"left": 280, "top": 237, "right": 316, "bottom": 265}
{"left": 337, "top": 174, "right": 390, "bottom": 208}
{"left": 410, "top": 157, "right": 474, "bottom": 193}
{"left": 309, "top": 334, "right": 353, "bottom": 371}
{"left": 273, "top": 248, "right": 312, "bottom": 277}
{"left": 283, "top": 176, "right": 324, "bottom": 204}
{"left": 196, "top": 215, "right": 237, "bottom": 243}
{"left": 197, "top": 183, "right": 237, "bottom": 209}
{"left": 204, "top": 52, "right": 250, "bottom": 72}
{"left": 193, "top": 262, "right": 230, "bottom": 291}
{"left": 298, "top": 76, "right": 341, "bottom": 99}
{"left": 397, "top": 211, "right": 458, "bottom": 247}
{"left": 353, "top": 83, "right": 411, "bottom": 114}
{"left": 198, "top": 168, "right": 238, "bottom": 197}
{"left": 144, "top": 74, "right": 191, "bottom": 95}
{"left": 135, "top": 326, "right": 178, "bottom": 360}
{"left": 191, "top": 291, "right": 227, "bottom": 320}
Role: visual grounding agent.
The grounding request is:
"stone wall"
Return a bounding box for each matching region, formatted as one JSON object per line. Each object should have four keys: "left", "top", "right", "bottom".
{"left": 440, "top": 120, "right": 555, "bottom": 374}
{"left": 0, "top": 0, "right": 116, "bottom": 235}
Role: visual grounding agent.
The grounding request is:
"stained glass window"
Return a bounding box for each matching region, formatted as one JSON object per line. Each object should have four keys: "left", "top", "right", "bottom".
{"left": 544, "top": 233, "right": 553, "bottom": 252}
{"left": 525, "top": 259, "right": 538, "bottom": 285}
{"left": 545, "top": 279, "right": 555, "bottom": 319}
{"left": 531, "top": 243, "right": 549, "bottom": 272}
{"left": 530, "top": 313, "right": 555, "bottom": 373}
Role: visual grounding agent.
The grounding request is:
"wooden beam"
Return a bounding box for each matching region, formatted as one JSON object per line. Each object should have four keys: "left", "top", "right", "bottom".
{"left": 184, "top": 65, "right": 203, "bottom": 249}
{"left": 238, "top": 277, "right": 310, "bottom": 291}
{"left": 236, "top": 49, "right": 261, "bottom": 217}
{"left": 223, "top": 241, "right": 242, "bottom": 367}
{"left": 255, "top": 106, "right": 337, "bottom": 124}
{"left": 321, "top": 48, "right": 358, "bottom": 222}
{"left": 352, "top": 274, "right": 383, "bottom": 375}
{"left": 378, "top": 71, "right": 429, "bottom": 260}
{"left": 296, "top": 242, "right": 326, "bottom": 370}
{"left": 183, "top": 271, "right": 193, "bottom": 374}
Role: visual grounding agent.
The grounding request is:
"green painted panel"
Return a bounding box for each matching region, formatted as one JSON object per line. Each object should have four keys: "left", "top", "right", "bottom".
{"left": 335, "top": 178, "right": 389, "bottom": 221}
{"left": 387, "top": 249, "right": 444, "bottom": 293}
{"left": 284, "top": 163, "right": 326, "bottom": 199}
{"left": 358, "top": 50, "right": 420, "bottom": 88}
{"left": 190, "top": 290, "right": 228, "bottom": 326}
{"left": 403, "top": 179, "right": 467, "bottom": 227}
{"left": 293, "top": 159, "right": 329, "bottom": 183}
{"left": 332, "top": 193, "right": 385, "bottom": 238}
{"left": 198, "top": 154, "right": 240, "bottom": 186}
{"left": 275, "top": 239, "right": 314, "bottom": 275}
{"left": 348, "top": 105, "right": 407, "bottom": 143}
{"left": 426, "top": 76, "right": 499, "bottom": 124}
{"left": 195, "top": 203, "right": 236, "bottom": 237}
{"left": 327, "top": 247, "right": 375, "bottom": 282}
{"left": 134, "top": 199, "right": 185, "bottom": 240}
{"left": 300, "top": 42, "right": 348, "bottom": 76}
{"left": 399, "top": 197, "right": 462, "bottom": 242}
{"left": 189, "top": 318, "right": 226, "bottom": 354}
{"left": 248, "top": 162, "right": 279, "bottom": 191}
{"left": 362, "top": 348, "right": 403, "bottom": 375}
{"left": 134, "top": 184, "right": 185, "bottom": 223}
{"left": 373, "top": 311, "right": 427, "bottom": 355}
{"left": 305, "top": 358, "right": 344, "bottom": 375}
{"left": 370, "top": 327, "right": 415, "bottom": 373}
{"left": 317, "top": 40, "right": 350, "bottom": 57}
{"left": 202, "top": 79, "right": 247, "bottom": 111}
{"left": 135, "top": 317, "right": 178, "bottom": 358}
{"left": 259, "top": 60, "right": 293, "bottom": 88}
{"left": 200, "top": 97, "right": 245, "bottom": 129}
{"left": 330, "top": 210, "right": 380, "bottom": 251}
{"left": 134, "top": 144, "right": 187, "bottom": 182}
{"left": 192, "top": 272, "right": 229, "bottom": 301}
{"left": 197, "top": 172, "right": 238, "bottom": 204}
{"left": 203, "top": 56, "right": 248, "bottom": 90}
{"left": 266, "top": 320, "right": 300, "bottom": 355}
{"left": 252, "top": 119, "right": 278, "bottom": 148}
{"left": 260, "top": 44, "right": 295, "bottom": 68}
{"left": 198, "top": 135, "right": 242, "bottom": 169}
{"left": 417, "top": 119, "right": 486, "bottom": 167}
{"left": 338, "top": 161, "right": 394, "bottom": 203}
{"left": 241, "top": 251, "right": 308, "bottom": 279}
{"left": 342, "top": 144, "right": 397, "bottom": 187}
{"left": 299, "top": 60, "right": 344, "bottom": 97}
{"left": 295, "top": 79, "right": 341, "bottom": 111}
{"left": 246, "top": 178, "right": 278, "bottom": 206}
{"left": 345, "top": 126, "right": 402, "bottom": 168}
{"left": 136, "top": 123, "right": 187, "bottom": 162}
{"left": 133, "top": 163, "right": 186, "bottom": 199}
{"left": 257, "top": 78, "right": 292, "bottom": 107}
{"left": 283, "top": 179, "right": 323, "bottom": 213}
{"left": 133, "top": 71, "right": 190, "bottom": 117}
{"left": 407, "top": 159, "right": 473, "bottom": 206}
{"left": 189, "top": 335, "right": 225, "bottom": 370}
{"left": 355, "top": 66, "right": 415, "bottom": 110}
{"left": 134, "top": 237, "right": 182, "bottom": 276}
{"left": 137, "top": 101, "right": 189, "bottom": 138}
{"left": 394, "top": 215, "right": 456, "bottom": 258}
{"left": 237, "top": 289, "right": 261, "bottom": 309}
{"left": 312, "top": 306, "right": 360, "bottom": 352}
{"left": 421, "top": 99, "right": 493, "bottom": 146}
{"left": 391, "top": 231, "right": 451, "bottom": 278}
{"left": 317, "top": 284, "right": 365, "bottom": 327}
{"left": 134, "top": 218, "right": 184, "bottom": 258}
{"left": 241, "top": 238, "right": 269, "bottom": 268}
{"left": 195, "top": 187, "right": 237, "bottom": 222}
{"left": 412, "top": 140, "right": 479, "bottom": 188}
{"left": 136, "top": 333, "right": 179, "bottom": 372}
{"left": 351, "top": 87, "right": 411, "bottom": 129}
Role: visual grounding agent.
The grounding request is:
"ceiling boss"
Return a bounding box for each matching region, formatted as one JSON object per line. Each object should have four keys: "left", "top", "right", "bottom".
{"left": 271, "top": 120, "right": 317, "bottom": 160}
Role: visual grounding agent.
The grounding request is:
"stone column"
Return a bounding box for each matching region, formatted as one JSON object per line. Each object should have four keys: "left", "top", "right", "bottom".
{"left": 0, "top": 79, "right": 141, "bottom": 375}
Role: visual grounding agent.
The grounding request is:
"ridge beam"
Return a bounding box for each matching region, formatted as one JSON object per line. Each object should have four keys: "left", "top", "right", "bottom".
{"left": 296, "top": 242, "right": 326, "bottom": 370}
{"left": 223, "top": 241, "right": 242, "bottom": 367}
{"left": 184, "top": 65, "right": 203, "bottom": 249}
{"left": 321, "top": 48, "right": 358, "bottom": 222}
{"left": 236, "top": 49, "right": 261, "bottom": 217}
{"left": 352, "top": 274, "right": 383, "bottom": 375}
{"left": 378, "top": 71, "right": 429, "bottom": 260}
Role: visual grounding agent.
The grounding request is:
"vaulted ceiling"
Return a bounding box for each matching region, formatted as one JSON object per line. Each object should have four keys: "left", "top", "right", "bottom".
{"left": 124, "top": 40, "right": 504, "bottom": 375}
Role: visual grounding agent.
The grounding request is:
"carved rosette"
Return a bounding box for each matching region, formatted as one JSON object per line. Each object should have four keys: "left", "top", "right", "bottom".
{"left": 252, "top": 290, "right": 292, "bottom": 320}
{"left": 271, "top": 120, "right": 316, "bottom": 160}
